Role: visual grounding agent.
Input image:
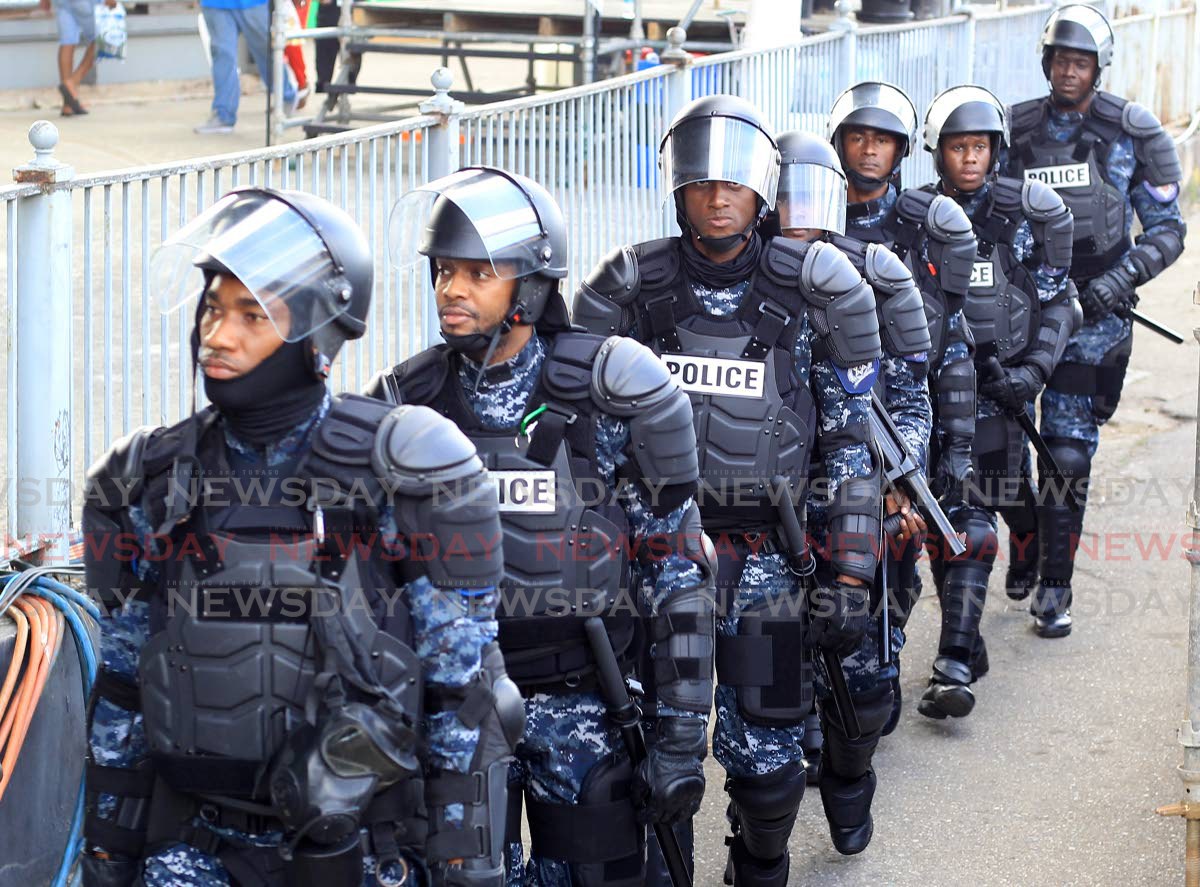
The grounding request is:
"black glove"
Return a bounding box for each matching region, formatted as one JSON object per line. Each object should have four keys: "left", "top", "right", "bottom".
{"left": 1079, "top": 265, "right": 1137, "bottom": 322}
{"left": 979, "top": 363, "right": 1043, "bottom": 412}
{"left": 807, "top": 580, "right": 869, "bottom": 657}
{"left": 932, "top": 433, "right": 974, "bottom": 501}
{"left": 633, "top": 717, "right": 707, "bottom": 826}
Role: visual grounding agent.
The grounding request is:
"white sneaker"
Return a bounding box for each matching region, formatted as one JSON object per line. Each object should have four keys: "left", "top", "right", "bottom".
{"left": 287, "top": 87, "right": 309, "bottom": 117}
{"left": 194, "top": 115, "right": 235, "bottom": 134}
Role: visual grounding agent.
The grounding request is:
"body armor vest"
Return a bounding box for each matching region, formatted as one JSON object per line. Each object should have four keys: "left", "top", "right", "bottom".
{"left": 1007, "top": 95, "right": 1129, "bottom": 281}
{"left": 845, "top": 196, "right": 956, "bottom": 370}
{"left": 961, "top": 179, "right": 1042, "bottom": 368}
{"left": 379, "top": 334, "right": 636, "bottom": 693}
{"left": 136, "top": 402, "right": 424, "bottom": 809}
{"left": 630, "top": 238, "right": 817, "bottom": 532}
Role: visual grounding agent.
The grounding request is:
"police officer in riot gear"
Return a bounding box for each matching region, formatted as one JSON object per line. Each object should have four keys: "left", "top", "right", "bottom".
{"left": 366, "top": 167, "right": 715, "bottom": 887}
{"left": 828, "top": 81, "right": 979, "bottom": 730}
{"left": 81, "top": 188, "right": 519, "bottom": 887}
{"left": 769, "top": 130, "right": 931, "bottom": 853}
{"left": 573, "top": 95, "right": 883, "bottom": 886}
{"left": 1004, "top": 4, "right": 1187, "bottom": 636}
{"left": 920, "top": 87, "right": 1077, "bottom": 717}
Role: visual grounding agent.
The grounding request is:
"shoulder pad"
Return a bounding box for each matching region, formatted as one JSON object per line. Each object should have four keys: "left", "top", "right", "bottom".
{"left": 894, "top": 188, "right": 935, "bottom": 226}
{"left": 1020, "top": 179, "right": 1068, "bottom": 221}
{"left": 1123, "top": 102, "right": 1184, "bottom": 185}
{"left": 365, "top": 348, "right": 450, "bottom": 407}
{"left": 761, "top": 236, "right": 811, "bottom": 285}
{"left": 989, "top": 177, "right": 1025, "bottom": 215}
{"left": 370, "top": 403, "right": 484, "bottom": 495}
{"left": 801, "top": 239, "right": 864, "bottom": 304}
{"left": 1121, "top": 100, "right": 1163, "bottom": 139}
{"left": 813, "top": 277, "right": 883, "bottom": 367}
{"left": 1091, "top": 90, "right": 1127, "bottom": 123}
{"left": 84, "top": 426, "right": 157, "bottom": 512}
{"left": 826, "top": 232, "right": 868, "bottom": 273}
{"left": 632, "top": 237, "right": 683, "bottom": 290}
{"left": 591, "top": 335, "right": 676, "bottom": 416}
{"left": 314, "top": 394, "right": 396, "bottom": 469}
{"left": 1007, "top": 98, "right": 1045, "bottom": 136}
{"left": 543, "top": 331, "right": 607, "bottom": 401}
{"left": 580, "top": 245, "right": 641, "bottom": 307}
{"left": 862, "top": 242, "right": 913, "bottom": 297}
{"left": 924, "top": 194, "right": 974, "bottom": 244}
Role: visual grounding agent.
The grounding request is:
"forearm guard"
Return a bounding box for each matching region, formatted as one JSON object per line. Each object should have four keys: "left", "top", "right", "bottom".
{"left": 1127, "top": 223, "right": 1187, "bottom": 285}
{"left": 827, "top": 474, "right": 882, "bottom": 582}
{"left": 649, "top": 505, "right": 716, "bottom": 714}
{"left": 935, "top": 356, "right": 976, "bottom": 440}
{"left": 1024, "top": 294, "right": 1077, "bottom": 382}
{"left": 425, "top": 643, "right": 525, "bottom": 886}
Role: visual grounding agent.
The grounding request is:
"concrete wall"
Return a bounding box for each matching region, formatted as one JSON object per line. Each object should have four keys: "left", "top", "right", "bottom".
{"left": 3, "top": 8, "right": 212, "bottom": 90}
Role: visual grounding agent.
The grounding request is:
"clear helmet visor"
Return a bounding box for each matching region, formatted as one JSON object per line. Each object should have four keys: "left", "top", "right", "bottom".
{"left": 151, "top": 191, "right": 344, "bottom": 343}
{"left": 659, "top": 116, "right": 780, "bottom": 207}
{"left": 777, "top": 163, "right": 847, "bottom": 235}
{"left": 388, "top": 168, "right": 549, "bottom": 279}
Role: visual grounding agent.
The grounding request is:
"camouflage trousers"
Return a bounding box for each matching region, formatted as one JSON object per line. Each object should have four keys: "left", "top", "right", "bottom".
{"left": 712, "top": 549, "right": 809, "bottom": 779}
{"left": 1041, "top": 312, "right": 1134, "bottom": 458}
{"left": 505, "top": 691, "right": 635, "bottom": 887}
{"left": 132, "top": 829, "right": 420, "bottom": 886}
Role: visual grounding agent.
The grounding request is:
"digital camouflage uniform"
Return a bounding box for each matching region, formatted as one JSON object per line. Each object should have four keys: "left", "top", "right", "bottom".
{"left": 87, "top": 393, "right": 500, "bottom": 887}
{"left": 436, "top": 334, "right": 706, "bottom": 887}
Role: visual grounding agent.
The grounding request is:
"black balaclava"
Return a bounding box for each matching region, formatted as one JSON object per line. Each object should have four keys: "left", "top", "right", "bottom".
{"left": 193, "top": 295, "right": 326, "bottom": 448}
{"left": 675, "top": 193, "right": 765, "bottom": 289}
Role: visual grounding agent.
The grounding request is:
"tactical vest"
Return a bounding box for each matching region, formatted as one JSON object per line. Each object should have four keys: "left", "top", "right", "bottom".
{"left": 845, "top": 193, "right": 956, "bottom": 370}
{"left": 379, "top": 334, "right": 637, "bottom": 693}
{"left": 961, "top": 178, "right": 1043, "bottom": 368}
{"left": 1007, "top": 94, "right": 1130, "bottom": 281}
{"left": 629, "top": 238, "right": 817, "bottom": 531}
{"left": 135, "top": 400, "right": 425, "bottom": 829}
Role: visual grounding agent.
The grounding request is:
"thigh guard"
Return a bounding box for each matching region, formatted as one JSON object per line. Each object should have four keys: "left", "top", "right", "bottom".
{"left": 716, "top": 593, "right": 813, "bottom": 727}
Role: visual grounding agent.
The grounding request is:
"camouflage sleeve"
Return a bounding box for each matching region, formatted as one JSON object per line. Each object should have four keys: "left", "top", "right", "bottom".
{"left": 382, "top": 504, "right": 500, "bottom": 775}
{"left": 810, "top": 359, "right": 874, "bottom": 495}
{"left": 941, "top": 309, "right": 973, "bottom": 367}
{"left": 1013, "top": 219, "right": 1070, "bottom": 303}
{"left": 880, "top": 355, "right": 932, "bottom": 472}
{"left": 596, "top": 412, "right": 707, "bottom": 722}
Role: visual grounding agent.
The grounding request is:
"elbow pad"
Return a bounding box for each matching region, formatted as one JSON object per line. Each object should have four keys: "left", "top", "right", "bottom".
{"left": 935, "top": 357, "right": 976, "bottom": 439}
{"left": 1128, "top": 223, "right": 1186, "bottom": 284}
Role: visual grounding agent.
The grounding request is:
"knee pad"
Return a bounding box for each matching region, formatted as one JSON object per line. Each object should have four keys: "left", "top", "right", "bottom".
{"left": 716, "top": 594, "right": 813, "bottom": 727}
{"left": 1094, "top": 335, "right": 1133, "bottom": 422}
{"left": 821, "top": 683, "right": 892, "bottom": 780}
{"left": 1046, "top": 438, "right": 1092, "bottom": 487}
{"left": 954, "top": 510, "right": 999, "bottom": 567}
{"left": 525, "top": 755, "right": 645, "bottom": 887}
{"left": 725, "top": 760, "right": 807, "bottom": 862}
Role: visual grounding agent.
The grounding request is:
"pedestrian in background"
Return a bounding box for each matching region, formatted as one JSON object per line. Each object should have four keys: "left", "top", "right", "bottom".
{"left": 39, "top": 0, "right": 117, "bottom": 116}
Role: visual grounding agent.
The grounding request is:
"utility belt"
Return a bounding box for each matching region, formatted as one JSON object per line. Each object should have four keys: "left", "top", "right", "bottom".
{"left": 498, "top": 611, "right": 639, "bottom": 697}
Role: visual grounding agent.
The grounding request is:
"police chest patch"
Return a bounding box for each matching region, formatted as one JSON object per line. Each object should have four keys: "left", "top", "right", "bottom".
{"left": 661, "top": 354, "right": 767, "bottom": 399}
{"left": 834, "top": 359, "right": 879, "bottom": 394}
{"left": 1024, "top": 163, "right": 1091, "bottom": 190}
{"left": 490, "top": 470, "right": 557, "bottom": 513}
{"left": 969, "top": 261, "right": 995, "bottom": 288}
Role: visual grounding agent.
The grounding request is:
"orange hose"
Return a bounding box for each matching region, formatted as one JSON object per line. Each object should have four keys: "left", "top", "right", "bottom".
{"left": 0, "top": 596, "right": 62, "bottom": 802}
{"left": 0, "top": 598, "right": 41, "bottom": 754}
{"left": 0, "top": 607, "right": 29, "bottom": 743}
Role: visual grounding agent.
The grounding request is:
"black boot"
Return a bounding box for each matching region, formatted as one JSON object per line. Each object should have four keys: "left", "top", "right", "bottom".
{"left": 917, "top": 655, "right": 975, "bottom": 719}
{"left": 818, "top": 769, "right": 877, "bottom": 855}
{"left": 724, "top": 834, "right": 789, "bottom": 886}
{"left": 1032, "top": 581, "right": 1073, "bottom": 638}
{"left": 1034, "top": 439, "right": 1090, "bottom": 638}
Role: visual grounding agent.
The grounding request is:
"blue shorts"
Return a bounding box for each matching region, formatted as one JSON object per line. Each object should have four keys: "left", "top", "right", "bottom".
{"left": 56, "top": 0, "right": 96, "bottom": 45}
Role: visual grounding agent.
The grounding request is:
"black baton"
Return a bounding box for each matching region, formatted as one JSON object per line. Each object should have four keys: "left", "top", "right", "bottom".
{"left": 1131, "top": 308, "right": 1185, "bottom": 344}
{"left": 583, "top": 618, "right": 692, "bottom": 887}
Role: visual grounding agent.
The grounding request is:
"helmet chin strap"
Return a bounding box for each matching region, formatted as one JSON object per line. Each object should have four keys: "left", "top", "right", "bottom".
{"left": 680, "top": 197, "right": 768, "bottom": 254}
{"left": 845, "top": 166, "right": 892, "bottom": 191}
{"left": 441, "top": 303, "right": 524, "bottom": 394}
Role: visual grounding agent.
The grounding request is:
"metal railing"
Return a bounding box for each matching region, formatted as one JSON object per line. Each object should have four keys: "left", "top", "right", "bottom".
{"left": 2, "top": 0, "right": 1198, "bottom": 561}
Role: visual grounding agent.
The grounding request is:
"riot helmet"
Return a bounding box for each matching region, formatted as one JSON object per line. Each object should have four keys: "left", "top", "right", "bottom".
{"left": 1039, "top": 4, "right": 1114, "bottom": 88}
{"left": 827, "top": 81, "right": 917, "bottom": 189}
{"left": 923, "top": 85, "right": 1008, "bottom": 178}
{"left": 775, "top": 130, "right": 847, "bottom": 236}
{"left": 152, "top": 187, "right": 373, "bottom": 379}
{"left": 389, "top": 166, "right": 569, "bottom": 370}
{"left": 658, "top": 94, "right": 780, "bottom": 252}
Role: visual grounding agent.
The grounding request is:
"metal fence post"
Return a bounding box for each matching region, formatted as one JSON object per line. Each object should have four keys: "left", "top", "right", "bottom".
{"left": 418, "top": 68, "right": 465, "bottom": 348}
{"left": 957, "top": 2, "right": 977, "bottom": 84}
{"left": 660, "top": 27, "right": 692, "bottom": 235}
{"left": 11, "top": 122, "right": 74, "bottom": 564}
{"left": 830, "top": 0, "right": 859, "bottom": 92}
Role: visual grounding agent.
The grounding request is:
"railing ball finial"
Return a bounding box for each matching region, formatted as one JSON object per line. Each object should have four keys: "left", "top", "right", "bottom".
{"left": 421, "top": 67, "right": 464, "bottom": 117}
{"left": 431, "top": 67, "right": 454, "bottom": 95}
{"left": 28, "top": 120, "right": 59, "bottom": 166}
{"left": 663, "top": 26, "right": 690, "bottom": 64}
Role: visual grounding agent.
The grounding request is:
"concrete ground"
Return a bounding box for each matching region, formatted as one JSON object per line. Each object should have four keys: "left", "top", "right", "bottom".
{"left": 2, "top": 55, "right": 1200, "bottom": 887}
